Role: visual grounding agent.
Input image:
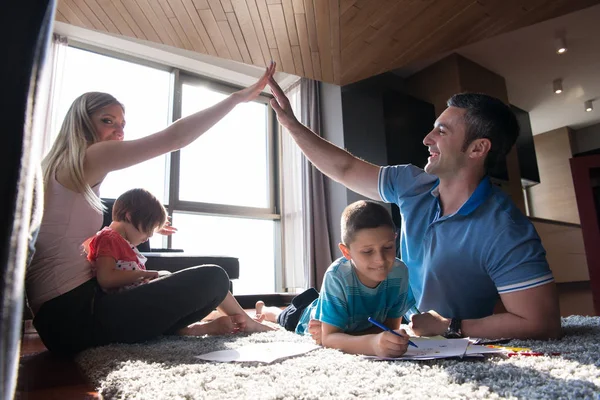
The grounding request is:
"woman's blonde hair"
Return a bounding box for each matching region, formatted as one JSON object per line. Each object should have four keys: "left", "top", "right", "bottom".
{"left": 42, "top": 92, "right": 124, "bottom": 213}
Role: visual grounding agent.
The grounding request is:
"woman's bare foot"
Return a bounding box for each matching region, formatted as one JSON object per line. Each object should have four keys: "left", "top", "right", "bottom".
{"left": 254, "top": 300, "right": 282, "bottom": 324}
{"left": 178, "top": 316, "right": 239, "bottom": 336}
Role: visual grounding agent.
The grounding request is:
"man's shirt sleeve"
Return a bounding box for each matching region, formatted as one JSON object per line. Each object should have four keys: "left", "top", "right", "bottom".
{"left": 378, "top": 164, "right": 436, "bottom": 204}
{"left": 485, "top": 222, "right": 554, "bottom": 294}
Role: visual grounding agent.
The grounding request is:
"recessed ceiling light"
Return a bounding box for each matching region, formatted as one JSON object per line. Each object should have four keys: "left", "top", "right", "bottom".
{"left": 585, "top": 100, "right": 593, "bottom": 112}
{"left": 553, "top": 78, "right": 563, "bottom": 94}
{"left": 555, "top": 36, "right": 567, "bottom": 54}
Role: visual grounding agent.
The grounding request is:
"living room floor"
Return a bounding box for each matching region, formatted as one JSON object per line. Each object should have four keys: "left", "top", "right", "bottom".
{"left": 17, "top": 308, "right": 263, "bottom": 399}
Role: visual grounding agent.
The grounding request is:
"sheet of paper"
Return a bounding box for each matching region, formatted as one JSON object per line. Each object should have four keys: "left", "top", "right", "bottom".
{"left": 364, "top": 337, "right": 471, "bottom": 361}
{"left": 196, "top": 342, "right": 320, "bottom": 364}
{"left": 465, "top": 344, "right": 509, "bottom": 356}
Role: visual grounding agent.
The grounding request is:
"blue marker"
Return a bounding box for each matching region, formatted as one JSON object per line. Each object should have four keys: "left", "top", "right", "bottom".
{"left": 368, "top": 317, "right": 418, "bottom": 348}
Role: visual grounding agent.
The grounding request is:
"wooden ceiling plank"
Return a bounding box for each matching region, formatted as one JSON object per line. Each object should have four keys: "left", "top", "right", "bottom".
{"left": 157, "top": 0, "right": 176, "bottom": 18}
{"left": 291, "top": 0, "right": 304, "bottom": 13}
{"left": 340, "top": 1, "right": 435, "bottom": 83}
{"left": 339, "top": 0, "right": 355, "bottom": 15}
{"left": 341, "top": 0, "right": 393, "bottom": 49}
{"left": 302, "top": 0, "right": 319, "bottom": 51}
{"left": 359, "top": 0, "right": 430, "bottom": 48}
{"left": 135, "top": 0, "right": 176, "bottom": 46}
{"left": 63, "top": 0, "right": 99, "bottom": 30}
{"left": 270, "top": 48, "right": 282, "bottom": 71}
{"left": 226, "top": 12, "right": 253, "bottom": 63}
{"left": 148, "top": 0, "right": 186, "bottom": 47}
{"left": 57, "top": 1, "right": 87, "bottom": 27}
{"left": 169, "top": 16, "right": 195, "bottom": 50}
{"left": 255, "top": 0, "right": 278, "bottom": 48}
{"left": 198, "top": 9, "right": 232, "bottom": 57}
{"left": 311, "top": 51, "right": 322, "bottom": 81}
{"left": 268, "top": 4, "right": 296, "bottom": 73}
{"left": 55, "top": 9, "right": 69, "bottom": 23}
{"left": 247, "top": 0, "right": 274, "bottom": 64}
{"left": 386, "top": 2, "right": 483, "bottom": 76}
{"left": 314, "top": 0, "right": 334, "bottom": 83}
{"left": 110, "top": 0, "right": 147, "bottom": 39}
{"left": 98, "top": 0, "right": 137, "bottom": 37}
{"left": 180, "top": 0, "right": 218, "bottom": 56}
{"left": 339, "top": 4, "right": 358, "bottom": 28}
{"left": 121, "top": 0, "right": 162, "bottom": 42}
{"left": 208, "top": 0, "right": 227, "bottom": 20}
{"left": 167, "top": 0, "right": 207, "bottom": 52}
{"left": 217, "top": 19, "right": 244, "bottom": 61}
{"left": 192, "top": 0, "right": 210, "bottom": 9}
{"left": 266, "top": 0, "right": 282, "bottom": 4}
{"left": 281, "top": 0, "right": 300, "bottom": 46}
{"left": 329, "top": 0, "right": 340, "bottom": 85}
{"left": 294, "top": 12, "right": 314, "bottom": 78}
{"left": 220, "top": 0, "right": 234, "bottom": 12}
{"left": 71, "top": 0, "right": 108, "bottom": 31}
{"left": 83, "top": 0, "right": 121, "bottom": 34}
{"left": 291, "top": 45, "right": 304, "bottom": 76}
{"left": 231, "top": 0, "right": 267, "bottom": 65}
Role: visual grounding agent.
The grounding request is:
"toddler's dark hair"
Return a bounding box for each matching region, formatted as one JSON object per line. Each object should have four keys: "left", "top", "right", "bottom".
{"left": 112, "top": 188, "right": 167, "bottom": 234}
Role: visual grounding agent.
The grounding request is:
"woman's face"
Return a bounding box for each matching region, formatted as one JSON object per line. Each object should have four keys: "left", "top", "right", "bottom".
{"left": 90, "top": 103, "right": 126, "bottom": 142}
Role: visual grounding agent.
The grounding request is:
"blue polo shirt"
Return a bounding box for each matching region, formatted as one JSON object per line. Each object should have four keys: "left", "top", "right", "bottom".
{"left": 378, "top": 164, "right": 554, "bottom": 319}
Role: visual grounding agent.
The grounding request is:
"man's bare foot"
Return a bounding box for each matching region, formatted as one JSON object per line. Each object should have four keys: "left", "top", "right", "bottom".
{"left": 254, "top": 300, "right": 282, "bottom": 324}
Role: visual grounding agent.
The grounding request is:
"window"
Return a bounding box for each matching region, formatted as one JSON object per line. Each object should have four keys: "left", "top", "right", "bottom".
{"left": 49, "top": 45, "right": 281, "bottom": 294}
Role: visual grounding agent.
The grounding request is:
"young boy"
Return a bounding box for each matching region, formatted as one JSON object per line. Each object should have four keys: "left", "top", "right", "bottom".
{"left": 256, "top": 200, "right": 415, "bottom": 358}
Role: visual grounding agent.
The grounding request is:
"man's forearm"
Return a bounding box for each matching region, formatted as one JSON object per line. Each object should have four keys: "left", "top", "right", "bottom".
{"left": 462, "top": 312, "right": 561, "bottom": 340}
{"left": 287, "top": 121, "right": 354, "bottom": 184}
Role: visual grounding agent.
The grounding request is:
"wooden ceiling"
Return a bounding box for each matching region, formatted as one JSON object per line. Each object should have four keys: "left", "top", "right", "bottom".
{"left": 55, "top": 0, "right": 600, "bottom": 85}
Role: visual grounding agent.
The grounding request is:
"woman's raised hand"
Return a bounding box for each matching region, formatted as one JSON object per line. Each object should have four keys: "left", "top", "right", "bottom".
{"left": 267, "top": 75, "right": 301, "bottom": 131}
{"left": 232, "top": 61, "right": 276, "bottom": 103}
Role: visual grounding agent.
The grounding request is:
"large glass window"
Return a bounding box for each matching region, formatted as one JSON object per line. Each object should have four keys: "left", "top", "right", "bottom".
{"left": 48, "top": 45, "right": 281, "bottom": 293}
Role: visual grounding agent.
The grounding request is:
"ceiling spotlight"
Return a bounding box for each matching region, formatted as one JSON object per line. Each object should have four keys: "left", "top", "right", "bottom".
{"left": 553, "top": 78, "right": 563, "bottom": 94}
{"left": 555, "top": 35, "right": 567, "bottom": 54}
{"left": 585, "top": 100, "right": 593, "bottom": 112}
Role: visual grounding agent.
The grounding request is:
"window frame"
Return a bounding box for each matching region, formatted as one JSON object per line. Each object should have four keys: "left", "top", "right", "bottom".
{"left": 57, "top": 42, "right": 284, "bottom": 292}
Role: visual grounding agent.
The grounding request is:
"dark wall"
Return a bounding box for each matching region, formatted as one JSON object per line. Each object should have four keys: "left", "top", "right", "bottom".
{"left": 512, "top": 105, "right": 540, "bottom": 186}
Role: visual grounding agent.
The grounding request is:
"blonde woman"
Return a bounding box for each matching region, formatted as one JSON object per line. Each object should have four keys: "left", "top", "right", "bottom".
{"left": 26, "top": 63, "right": 275, "bottom": 355}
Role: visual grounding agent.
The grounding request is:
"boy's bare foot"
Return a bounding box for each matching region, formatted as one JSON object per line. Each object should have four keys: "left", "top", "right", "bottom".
{"left": 253, "top": 301, "right": 282, "bottom": 324}
{"left": 254, "top": 301, "right": 266, "bottom": 322}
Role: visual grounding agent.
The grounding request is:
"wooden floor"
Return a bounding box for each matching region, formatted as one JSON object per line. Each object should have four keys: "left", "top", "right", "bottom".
{"left": 17, "top": 321, "right": 100, "bottom": 400}
{"left": 15, "top": 301, "right": 282, "bottom": 400}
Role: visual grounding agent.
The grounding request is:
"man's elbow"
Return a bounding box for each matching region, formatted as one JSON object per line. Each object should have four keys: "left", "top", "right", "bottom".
{"left": 532, "top": 317, "right": 562, "bottom": 340}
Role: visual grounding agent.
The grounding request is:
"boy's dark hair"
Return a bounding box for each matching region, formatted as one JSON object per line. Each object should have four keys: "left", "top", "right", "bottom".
{"left": 447, "top": 93, "right": 519, "bottom": 171}
{"left": 112, "top": 188, "right": 167, "bottom": 234}
{"left": 341, "top": 200, "right": 395, "bottom": 246}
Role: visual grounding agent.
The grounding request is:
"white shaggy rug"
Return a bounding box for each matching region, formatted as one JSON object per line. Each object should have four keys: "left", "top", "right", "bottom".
{"left": 76, "top": 316, "right": 600, "bottom": 399}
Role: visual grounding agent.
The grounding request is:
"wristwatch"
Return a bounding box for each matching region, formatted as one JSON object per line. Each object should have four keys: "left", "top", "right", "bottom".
{"left": 443, "top": 318, "right": 463, "bottom": 338}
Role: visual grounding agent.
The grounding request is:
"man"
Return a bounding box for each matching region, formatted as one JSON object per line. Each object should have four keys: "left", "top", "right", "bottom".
{"left": 268, "top": 77, "right": 561, "bottom": 340}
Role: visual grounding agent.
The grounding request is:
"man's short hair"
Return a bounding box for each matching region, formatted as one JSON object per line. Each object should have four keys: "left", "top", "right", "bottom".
{"left": 447, "top": 93, "right": 519, "bottom": 171}
{"left": 341, "top": 200, "right": 395, "bottom": 246}
{"left": 112, "top": 188, "right": 167, "bottom": 234}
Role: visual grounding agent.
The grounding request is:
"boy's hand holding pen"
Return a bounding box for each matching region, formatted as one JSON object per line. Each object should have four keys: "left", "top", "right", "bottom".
{"left": 368, "top": 317, "right": 418, "bottom": 348}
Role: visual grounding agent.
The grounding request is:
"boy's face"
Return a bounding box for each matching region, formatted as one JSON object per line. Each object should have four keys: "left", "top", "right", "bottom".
{"left": 339, "top": 226, "right": 397, "bottom": 288}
